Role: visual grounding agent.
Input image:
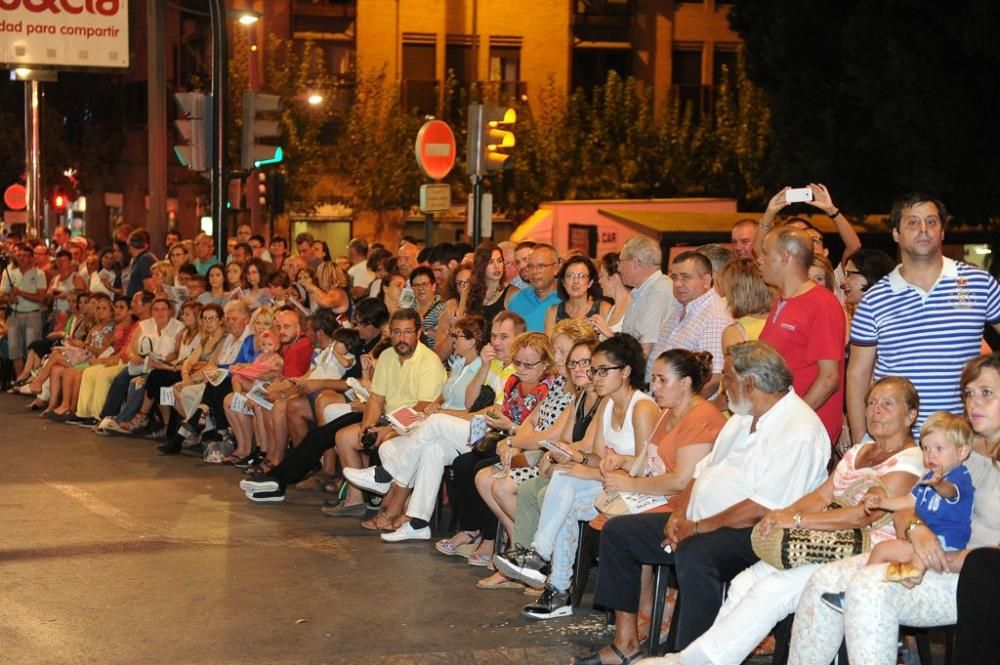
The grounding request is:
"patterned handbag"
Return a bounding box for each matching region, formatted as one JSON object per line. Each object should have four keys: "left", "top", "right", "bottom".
{"left": 751, "top": 479, "right": 893, "bottom": 569}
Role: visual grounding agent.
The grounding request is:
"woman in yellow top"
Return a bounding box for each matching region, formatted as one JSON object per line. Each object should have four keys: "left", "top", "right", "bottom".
{"left": 717, "top": 258, "right": 774, "bottom": 350}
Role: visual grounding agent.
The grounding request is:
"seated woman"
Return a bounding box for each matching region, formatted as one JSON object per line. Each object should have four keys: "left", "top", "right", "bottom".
{"left": 491, "top": 335, "right": 660, "bottom": 604}
{"left": 509, "top": 349, "right": 724, "bottom": 623}
{"left": 40, "top": 294, "right": 117, "bottom": 418}
{"left": 643, "top": 376, "right": 925, "bottom": 665}
{"left": 463, "top": 318, "right": 597, "bottom": 569}
{"left": 110, "top": 301, "right": 203, "bottom": 438}
{"left": 18, "top": 292, "right": 95, "bottom": 399}
{"left": 196, "top": 264, "right": 228, "bottom": 306}
{"left": 788, "top": 354, "right": 1000, "bottom": 665}
{"left": 463, "top": 337, "right": 600, "bottom": 586}
{"left": 544, "top": 255, "right": 611, "bottom": 337}
{"left": 588, "top": 253, "right": 630, "bottom": 341}
{"left": 341, "top": 331, "right": 555, "bottom": 542}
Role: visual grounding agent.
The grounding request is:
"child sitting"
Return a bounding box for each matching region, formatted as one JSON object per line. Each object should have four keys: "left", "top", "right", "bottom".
{"left": 230, "top": 330, "right": 283, "bottom": 393}
{"left": 823, "top": 412, "right": 974, "bottom": 611}
{"left": 319, "top": 327, "right": 360, "bottom": 380}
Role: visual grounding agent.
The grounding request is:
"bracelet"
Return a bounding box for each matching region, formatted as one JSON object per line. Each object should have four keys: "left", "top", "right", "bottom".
{"left": 827, "top": 208, "right": 840, "bottom": 219}
{"left": 580, "top": 453, "right": 590, "bottom": 466}
{"left": 793, "top": 512, "right": 803, "bottom": 529}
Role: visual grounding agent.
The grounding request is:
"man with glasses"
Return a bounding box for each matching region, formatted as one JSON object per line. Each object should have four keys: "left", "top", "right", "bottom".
{"left": 1, "top": 243, "right": 48, "bottom": 376}
{"left": 508, "top": 244, "right": 562, "bottom": 332}
{"left": 618, "top": 236, "right": 675, "bottom": 357}
{"left": 320, "top": 308, "right": 447, "bottom": 517}
{"left": 337, "top": 311, "right": 525, "bottom": 541}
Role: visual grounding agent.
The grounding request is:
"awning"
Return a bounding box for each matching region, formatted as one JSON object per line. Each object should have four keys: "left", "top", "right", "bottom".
{"left": 598, "top": 208, "right": 886, "bottom": 235}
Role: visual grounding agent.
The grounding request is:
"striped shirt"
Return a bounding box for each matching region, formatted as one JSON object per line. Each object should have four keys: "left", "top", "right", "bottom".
{"left": 851, "top": 258, "right": 1000, "bottom": 430}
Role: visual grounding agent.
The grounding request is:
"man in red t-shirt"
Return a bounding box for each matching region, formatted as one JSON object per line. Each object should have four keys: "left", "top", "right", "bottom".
{"left": 758, "top": 226, "right": 846, "bottom": 444}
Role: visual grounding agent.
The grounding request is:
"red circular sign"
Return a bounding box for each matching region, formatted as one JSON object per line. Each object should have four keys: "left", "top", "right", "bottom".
{"left": 415, "top": 120, "right": 456, "bottom": 181}
{"left": 4, "top": 183, "right": 27, "bottom": 210}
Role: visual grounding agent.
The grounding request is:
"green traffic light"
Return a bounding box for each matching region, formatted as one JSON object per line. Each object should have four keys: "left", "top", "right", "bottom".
{"left": 254, "top": 146, "right": 284, "bottom": 168}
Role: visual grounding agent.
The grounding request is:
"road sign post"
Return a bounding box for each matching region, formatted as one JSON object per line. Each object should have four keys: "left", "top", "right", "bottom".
{"left": 414, "top": 120, "right": 456, "bottom": 243}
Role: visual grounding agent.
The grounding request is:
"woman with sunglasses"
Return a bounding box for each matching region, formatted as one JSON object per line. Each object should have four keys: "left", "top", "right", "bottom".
{"left": 839, "top": 249, "right": 895, "bottom": 318}
{"left": 544, "top": 255, "right": 611, "bottom": 337}
{"left": 493, "top": 335, "right": 659, "bottom": 609}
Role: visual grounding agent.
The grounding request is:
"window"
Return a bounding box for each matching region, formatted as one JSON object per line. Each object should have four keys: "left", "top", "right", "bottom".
{"left": 672, "top": 47, "right": 704, "bottom": 113}
{"left": 402, "top": 43, "right": 437, "bottom": 114}
{"left": 489, "top": 46, "right": 521, "bottom": 100}
{"left": 713, "top": 47, "right": 739, "bottom": 87}
{"left": 446, "top": 44, "right": 473, "bottom": 84}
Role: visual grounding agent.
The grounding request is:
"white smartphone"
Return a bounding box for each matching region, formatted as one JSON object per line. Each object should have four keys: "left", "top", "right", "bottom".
{"left": 540, "top": 440, "right": 574, "bottom": 460}
{"left": 785, "top": 187, "right": 814, "bottom": 204}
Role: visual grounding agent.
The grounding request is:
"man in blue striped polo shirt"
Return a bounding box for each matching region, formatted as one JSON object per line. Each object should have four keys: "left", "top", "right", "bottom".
{"left": 846, "top": 193, "right": 1000, "bottom": 442}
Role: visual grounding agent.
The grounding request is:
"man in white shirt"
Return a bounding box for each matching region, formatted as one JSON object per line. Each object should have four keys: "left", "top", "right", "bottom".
{"left": 347, "top": 238, "right": 374, "bottom": 300}
{"left": 0, "top": 243, "right": 48, "bottom": 375}
{"left": 618, "top": 235, "right": 676, "bottom": 357}
{"left": 580, "top": 341, "right": 830, "bottom": 665}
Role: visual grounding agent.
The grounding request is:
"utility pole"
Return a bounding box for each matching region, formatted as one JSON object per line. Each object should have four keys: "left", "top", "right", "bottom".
{"left": 146, "top": 0, "right": 168, "bottom": 252}
{"left": 209, "top": 0, "right": 229, "bottom": 261}
{"left": 24, "top": 79, "right": 42, "bottom": 239}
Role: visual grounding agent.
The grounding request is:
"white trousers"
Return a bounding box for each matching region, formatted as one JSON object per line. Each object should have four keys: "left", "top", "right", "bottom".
{"left": 677, "top": 560, "right": 817, "bottom": 665}
{"left": 378, "top": 413, "right": 471, "bottom": 522}
{"left": 788, "top": 555, "right": 959, "bottom": 665}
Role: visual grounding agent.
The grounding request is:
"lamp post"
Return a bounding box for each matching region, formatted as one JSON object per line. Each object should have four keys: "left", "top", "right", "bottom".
{"left": 209, "top": 0, "right": 229, "bottom": 261}
{"left": 235, "top": 8, "right": 263, "bottom": 235}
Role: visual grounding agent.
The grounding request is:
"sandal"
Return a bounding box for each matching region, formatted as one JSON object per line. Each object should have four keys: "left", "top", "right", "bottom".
{"left": 435, "top": 530, "right": 482, "bottom": 556}
{"left": 573, "top": 644, "right": 643, "bottom": 665}
{"left": 361, "top": 511, "right": 396, "bottom": 531}
{"left": 475, "top": 571, "right": 522, "bottom": 590}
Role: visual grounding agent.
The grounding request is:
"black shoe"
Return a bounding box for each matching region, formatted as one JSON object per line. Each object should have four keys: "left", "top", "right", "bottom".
{"left": 494, "top": 546, "right": 549, "bottom": 588}
{"left": 821, "top": 592, "right": 845, "bottom": 614}
{"left": 158, "top": 437, "right": 183, "bottom": 455}
{"left": 522, "top": 584, "right": 573, "bottom": 620}
{"left": 67, "top": 415, "right": 97, "bottom": 427}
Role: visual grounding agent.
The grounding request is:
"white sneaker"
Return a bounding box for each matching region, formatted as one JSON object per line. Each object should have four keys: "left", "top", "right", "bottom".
{"left": 343, "top": 466, "right": 391, "bottom": 496}
{"left": 380, "top": 522, "right": 431, "bottom": 543}
{"left": 239, "top": 478, "right": 279, "bottom": 493}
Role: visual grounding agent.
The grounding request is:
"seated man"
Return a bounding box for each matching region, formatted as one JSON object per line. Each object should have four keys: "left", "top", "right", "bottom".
{"left": 338, "top": 312, "right": 524, "bottom": 541}
{"left": 573, "top": 341, "right": 830, "bottom": 665}
{"left": 243, "top": 308, "right": 446, "bottom": 507}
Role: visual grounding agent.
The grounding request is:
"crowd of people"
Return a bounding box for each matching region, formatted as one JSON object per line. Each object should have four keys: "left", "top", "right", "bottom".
{"left": 2, "top": 184, "right": 998, "bottom": 665}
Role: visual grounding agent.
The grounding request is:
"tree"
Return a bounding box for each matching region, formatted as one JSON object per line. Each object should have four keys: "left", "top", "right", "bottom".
{"left": 228, "top": 32, "right": 338, "bottom": 210}
{"left": 729, "top": 0, "right": 1000, "bottom": 223}
{"left": 336, "top": 66, "right": 424, "bottom": 240}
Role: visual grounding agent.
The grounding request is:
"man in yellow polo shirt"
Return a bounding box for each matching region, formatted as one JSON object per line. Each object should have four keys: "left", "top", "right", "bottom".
{"left": 330, "top": 308, "right": 447, "bottom": 516}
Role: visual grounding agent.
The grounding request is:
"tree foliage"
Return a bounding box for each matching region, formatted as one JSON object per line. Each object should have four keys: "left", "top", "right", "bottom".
{"left": 729, "top": 0, "right": 1000, "bottom": 222}
{"left": 228, "top": 32, "right": 337, "bottom": 209}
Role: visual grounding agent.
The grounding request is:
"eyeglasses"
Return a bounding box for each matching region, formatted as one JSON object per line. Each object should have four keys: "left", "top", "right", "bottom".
{"left": 455, "top": 280, "right": 469, "bottom": 289}
{"left": 411, "top": 281, "right": 432, "bottom": 289}
{"left": 528, "top": 262, "right": 557, "bottom": 272}
{"left": 566, "top": 358, "right": 592, "bottom": 369}
{"left": 564, "top": 272, "right": 590, "bottom": 282}
{"left": 513, "top": 358, "right": 545, "bottom": 369}
{"left": 390, "top": 328, "right": 417, "bottom": 337}
{"left": 201, "top": 316, "right": 219, "bottom": 322}
{"left": 844, "top": 270, "right": 864, "bottom": 278}
{"left": 586, "top": 365, "right": 625, "bottom": 378}
{"left": 449, "top": 332, "right": 468, "bottom": 340}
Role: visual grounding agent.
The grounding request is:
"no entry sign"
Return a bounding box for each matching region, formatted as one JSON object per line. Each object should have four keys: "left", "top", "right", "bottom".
{"left": 4, "top": 183, "right": 27, "bottom": 210}
{"left": 414, "top": 120, "right": 456, "bottom": 181}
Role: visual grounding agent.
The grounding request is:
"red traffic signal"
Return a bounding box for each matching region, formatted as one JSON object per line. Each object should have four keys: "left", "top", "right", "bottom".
{"left": 52, "top": 192, "right": 67, "bottom": 210}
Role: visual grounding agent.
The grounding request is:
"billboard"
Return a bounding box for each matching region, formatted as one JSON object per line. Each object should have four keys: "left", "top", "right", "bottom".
{"left": 0, "top": 0, "right": 129, "bottom": 69}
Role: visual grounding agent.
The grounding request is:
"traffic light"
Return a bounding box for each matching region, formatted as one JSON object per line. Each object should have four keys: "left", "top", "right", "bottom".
{"left": 241, "top": 92, "right": 284, "bottom": 170}
{"left": 51, "top": 190, "right": 67, "bottom": 211}
{"left": 257, "top": 172, "right": 268, "bottom": 207}
{"left": 173, "top": 92, "right": 213, "bottom": 172}
{"left": 466, "top": 103, "right": 516, "bottom": 176}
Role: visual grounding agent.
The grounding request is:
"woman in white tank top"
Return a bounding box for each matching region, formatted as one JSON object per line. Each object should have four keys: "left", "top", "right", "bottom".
{"left": 494, "top": 334, "right": 660, "bottom": 596}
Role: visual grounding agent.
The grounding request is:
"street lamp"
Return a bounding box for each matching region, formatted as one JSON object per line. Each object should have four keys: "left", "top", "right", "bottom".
{"left": 307, "top": 93, "right": 324, "bottom": 106}
{"left": 237, "top": 12, "right": 260, "bottom": 26}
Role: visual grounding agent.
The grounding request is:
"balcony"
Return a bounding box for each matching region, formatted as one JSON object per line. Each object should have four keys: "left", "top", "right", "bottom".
{"left": 573, "top": 0, "right": 633, "bottom": 45}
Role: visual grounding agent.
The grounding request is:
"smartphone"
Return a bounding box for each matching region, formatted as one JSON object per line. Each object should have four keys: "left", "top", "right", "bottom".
{"left": 785, "top": 187, "right": 814, "bottom": 204}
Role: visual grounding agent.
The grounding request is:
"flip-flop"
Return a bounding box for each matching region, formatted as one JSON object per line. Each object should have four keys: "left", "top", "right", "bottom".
{"left": 475, "top": 575, "right": 523, "bottom": 590}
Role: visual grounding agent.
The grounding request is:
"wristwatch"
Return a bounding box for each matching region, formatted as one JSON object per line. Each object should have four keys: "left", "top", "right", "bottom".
{"left": 905, "top": 518, "right": 925, "bottom": 541}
